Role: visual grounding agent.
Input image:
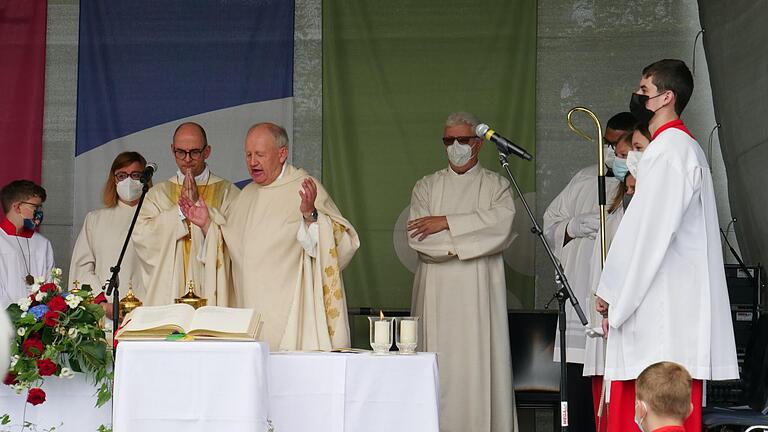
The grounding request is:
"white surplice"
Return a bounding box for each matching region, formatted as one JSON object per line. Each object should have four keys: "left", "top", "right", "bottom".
{"left": 409, "top": 163, "right": 518, "bottom": 432}
{"left": 0, "top": 220, "right": 54, "bottom": 309}
{"left": 69, "top": 201, "right": 145, "bottom": 298}
{"left": 543, "top": 164, "right": 622, "bottom": 375}
{"left": 596, "top": 123, "right": 739, "bottom": 382}
{"left": 132, "top": 169, "right": 239, "bottom": 307}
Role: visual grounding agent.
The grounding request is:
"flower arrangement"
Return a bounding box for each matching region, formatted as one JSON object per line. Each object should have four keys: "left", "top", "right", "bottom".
{"left": 3, "top": 268, "right": 112, "bottom": 408}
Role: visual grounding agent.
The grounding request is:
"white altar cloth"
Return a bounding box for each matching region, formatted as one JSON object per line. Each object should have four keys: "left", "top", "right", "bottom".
{"left": 0, "top": 373, "right": 112, "bottom": 431}
{"left": 112, "top": 340, "right": 269, "bottom": 432}
{"left": 269, "top": 352, "right": 439, "bottom": 432}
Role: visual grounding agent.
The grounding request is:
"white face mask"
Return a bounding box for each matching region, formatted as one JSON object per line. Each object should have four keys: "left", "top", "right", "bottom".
{"left": 626, "top": 150, "right": 643, "bottom": 178}
{"left": 446, "top": 140, "right": 473, "bottom": 167}
{"left": 116, "top": 178, "right": 143, "bottom": 202}
{"left": 603, "top": 145, "right": 616, "bottom": 169}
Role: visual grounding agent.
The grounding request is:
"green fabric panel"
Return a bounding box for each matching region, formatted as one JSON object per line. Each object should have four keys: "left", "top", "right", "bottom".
{"left": 322, "top": 0, "right": 537, "bottom": 310}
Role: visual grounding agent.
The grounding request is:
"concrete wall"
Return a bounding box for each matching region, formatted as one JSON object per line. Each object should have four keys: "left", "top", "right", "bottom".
{"left": 41, "top": 0, "right": 323, "bottom": 285}
{"left": 534, "top": 0, "right": 739, "bottom": 307}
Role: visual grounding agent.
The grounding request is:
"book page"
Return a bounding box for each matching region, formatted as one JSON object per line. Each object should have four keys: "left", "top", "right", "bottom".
{"left": 187, "top": 306, "right": 255, "bottom": 335}
{"left": 120, "top": 304, "right": 196, "bottom": 333}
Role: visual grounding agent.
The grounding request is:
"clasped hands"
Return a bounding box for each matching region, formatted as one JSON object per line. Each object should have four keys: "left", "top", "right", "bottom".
{"left": 179, "top": 169, "right": 211, "bottom": 233}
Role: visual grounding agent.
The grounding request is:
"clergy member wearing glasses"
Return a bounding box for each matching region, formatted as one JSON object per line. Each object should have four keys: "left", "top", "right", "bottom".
{"left": 69, "top": 151, "right": 152, "bottom": 317}
{"left": 132, "top": 122, "right": 239, "bottom": 307}
{"left": 406, "top": 112, "right": 518, "bottom": 432}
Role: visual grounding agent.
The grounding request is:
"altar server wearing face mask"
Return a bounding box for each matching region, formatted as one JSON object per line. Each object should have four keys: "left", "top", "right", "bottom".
{"left": 542, "top": 112, "right": 637, "bottom": 432}
{"left": 69, "top": 152, "right": 151, "bottom": 314}
{"left": 407, "top": 111, "right": 518, "bottom": 432}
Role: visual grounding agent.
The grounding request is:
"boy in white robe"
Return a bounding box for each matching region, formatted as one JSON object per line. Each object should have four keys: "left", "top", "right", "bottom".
{"left": 407, "top": 112, "right": 518, "bottom": 432}
{"left": 0, "top": 180, "right": 54, "bottom": 308}
{"left": 596, "top": 59, "right": 738, "bottom": 432}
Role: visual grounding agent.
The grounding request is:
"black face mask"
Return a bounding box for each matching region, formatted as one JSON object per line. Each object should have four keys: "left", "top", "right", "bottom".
{"left": 622, "top": 193, "right": 633, "bottom": 210}
{"left": 629, "top": 92, "right": 664, "bottom": 125}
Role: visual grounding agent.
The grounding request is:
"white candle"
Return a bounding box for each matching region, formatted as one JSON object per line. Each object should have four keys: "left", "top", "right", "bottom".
{"left": 374, "top": 320, "right": 390, "bottom": 345}
{"left": 400, "top": 320, "right": 417, "bottom": 344}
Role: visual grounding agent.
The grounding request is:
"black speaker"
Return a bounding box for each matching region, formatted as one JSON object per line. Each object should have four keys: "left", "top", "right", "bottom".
{"left": 706, "top": 265, "right": 762, "bottom": 407}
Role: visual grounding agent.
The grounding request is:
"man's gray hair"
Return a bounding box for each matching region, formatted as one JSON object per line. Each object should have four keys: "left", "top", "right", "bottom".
{"left": 247, "top": 122, "right": 289, "bottom": 149}
{"left": 445, "top": 111, "right": 479, "bottom": 128}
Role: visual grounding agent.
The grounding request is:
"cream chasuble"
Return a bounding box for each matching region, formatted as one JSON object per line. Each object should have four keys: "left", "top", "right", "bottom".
{"left": 132, "top": 170, "right": 239, "bottom": 307}
{"left": 208, "top": 164, "right": 359, "bottom": 351}
{"left": 543, "top": 164, "right": 623, "bottom": 375}
{"left": 409, "top": 164, "right": 518, "bottom": 432}
{"left": 70, "top": 201, "right": 145, "bottom": 298}
{"left": 597, "top": 123, "right": 738, "bottom": 382}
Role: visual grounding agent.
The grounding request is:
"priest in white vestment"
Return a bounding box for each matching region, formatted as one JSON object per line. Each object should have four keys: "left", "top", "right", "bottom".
{"left": 596, "top": 59, "right": 738, "bottom": 432}
{"left": 543, "top": 112, "right": 635, "bottom": 431}
{"left": 1, "top": 180, "right": 54, "bottom": 309}
{"left": 183, "top": 122, "right": 359, "bottom": 351}
{"left": 407, "top": 112, "right": 517, "bottom": 432}
{"left": 132, "top": 122, "right": 239, "bottom": 307}
{"left": 70, "top": 152, "right": 150, "bottom": 312}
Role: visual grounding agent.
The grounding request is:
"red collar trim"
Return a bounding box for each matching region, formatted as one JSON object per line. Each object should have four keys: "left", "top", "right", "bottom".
{"left": 652, "top": 426, "right": 686, "bottom": 432}
{"left": 1, "top": 218, "right": 33, "bottom": 238}
{"left": 652, "top": 119, "right": 695, "bottom": 140}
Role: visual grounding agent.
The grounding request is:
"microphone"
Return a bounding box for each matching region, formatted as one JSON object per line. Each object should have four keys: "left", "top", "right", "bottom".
{"left": 475, "top": 123, "right": 533, "bottom": 161}
{"left": 140, "top": 163, "right": 158, "bottom": 184}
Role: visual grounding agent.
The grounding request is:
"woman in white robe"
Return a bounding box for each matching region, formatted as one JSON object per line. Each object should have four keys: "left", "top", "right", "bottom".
{"left": 69, "top": 152, "right": 150, "bottom": 311}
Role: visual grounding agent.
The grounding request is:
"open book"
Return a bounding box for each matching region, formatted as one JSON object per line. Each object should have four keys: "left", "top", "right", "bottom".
{"left": 116, "top": 304, "right": 261, "bottom": 341}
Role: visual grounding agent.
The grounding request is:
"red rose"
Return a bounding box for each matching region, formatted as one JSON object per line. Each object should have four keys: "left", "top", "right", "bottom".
{"left": 43, "top": 311, "right": 59, "bottom": 327}
{"left": 22, "top": 338, "right": 44, "bottom": 357}
{"left": 93, "top": 292, "right": 107, "bottom": 304}
{"left": 47, "top": 296, "right": 68, "bottom": 313}
{"left": 27, "top": 388, "right": 46, "bottom": 405}
{"left": 39, "top": 283, "right": 57, "bottom": 293}
{"left": 36, "top": 358, "right": 57, "bottom": 376}
{"left": 3, "top": 372, "right": 17, "bottom": 385}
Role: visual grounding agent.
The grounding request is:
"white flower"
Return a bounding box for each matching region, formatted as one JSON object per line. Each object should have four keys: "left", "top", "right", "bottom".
{"left": 34, "top": 291, "right": 46, "bottom": 302}
{"left": 17, "top": 327, "right": 25, "bottom": 337}
{"left": 35, "top": 276, "right": 45, "bottom": 285}
{"left": 60, "top": 367, "right": 75, "bottom": 379}
{"left": 10, "top": 383, "right": 29, "bottom": 394}
{"left": 20, "top": 312, "right": 27, "bottom": 318}
{"left": 10, "top": 355, "right": 19, "bottom": 368}
{"left": 65, "top": 293, "right": 82, "bottom": 308}
{"left": 17, "top": 297, "right": 32, "bottom": 311}
{"left": 52, "top": 268, "right": 62, "bottom": 278}
{"left": 68, "top": 327, "right": 78, "bottom": 338}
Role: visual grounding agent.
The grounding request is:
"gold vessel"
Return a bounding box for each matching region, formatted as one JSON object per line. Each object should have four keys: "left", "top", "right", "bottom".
{"left": 119, "top": 281, "right": 143, "bottom": 316}
{"left": 175, "top": 280, "right": 207, "bottom": 309}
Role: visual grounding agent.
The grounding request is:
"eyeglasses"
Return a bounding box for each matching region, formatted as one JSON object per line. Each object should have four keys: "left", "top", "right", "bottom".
{"left": 20, "top": 201, "right": 43, "bottom": 211}
{"left": 173, "top": 145, "right": 207, "bottom": 160}
{"left": 442, "top": 136, "right": 477, "bottom": 146}
{"left": 603, "top": 137, "right": 617, "bottom": 149}
{"left": 114, "top": 171, "right": 143, "bottom": 182}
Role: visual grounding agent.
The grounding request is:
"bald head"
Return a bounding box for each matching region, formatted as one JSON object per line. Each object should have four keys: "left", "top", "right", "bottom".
{"left": 172, "top": 122, "right": 210, "bottom": 176}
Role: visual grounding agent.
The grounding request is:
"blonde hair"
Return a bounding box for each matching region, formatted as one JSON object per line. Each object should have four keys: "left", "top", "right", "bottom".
{"left": 636, "top": 361, "right": 692, "bottom": 421}
{"left": 102, "top": 152, "right": 148, "bottom": 207}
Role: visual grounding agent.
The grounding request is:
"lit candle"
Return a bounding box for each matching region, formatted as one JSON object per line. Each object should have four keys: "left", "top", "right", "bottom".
{"left": 374, "top": 310, "right": 390, "bottom": 345}
{"left": 400, "top": 319, "right": 417, "bottom": 344}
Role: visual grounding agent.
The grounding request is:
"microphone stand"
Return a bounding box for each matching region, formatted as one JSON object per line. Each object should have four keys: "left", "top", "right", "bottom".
{"left": 105, "top": 182, "right": 150, "bottom": 340}
{"left": 497, "top": 151, "right": 588, "bottom": 432}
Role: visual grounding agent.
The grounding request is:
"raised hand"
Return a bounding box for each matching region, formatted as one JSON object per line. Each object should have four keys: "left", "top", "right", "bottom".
{"left": 298, "top": 178, "right": 318, "bottom": 220}
{"left": 179, "top": 194, "right": 210, "bottom": 234}
{"left": 407, "top": 216, "right": 449, "bottom": 241}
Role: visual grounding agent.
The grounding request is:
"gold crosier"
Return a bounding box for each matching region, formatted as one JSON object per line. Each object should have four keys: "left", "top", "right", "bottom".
{"left": 566, "top": 106, "right": 610, "bottom": 426}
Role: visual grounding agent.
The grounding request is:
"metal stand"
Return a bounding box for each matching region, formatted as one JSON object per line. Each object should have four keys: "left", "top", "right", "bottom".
{"left": 105, "top": 182, "right": 150, "bottom": 338}
{"left": 497, "top": 152, "right": 588, "bottom": 431}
